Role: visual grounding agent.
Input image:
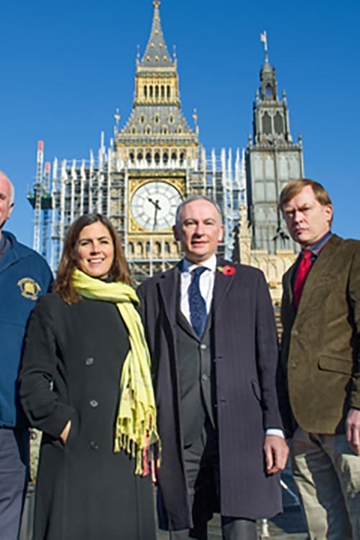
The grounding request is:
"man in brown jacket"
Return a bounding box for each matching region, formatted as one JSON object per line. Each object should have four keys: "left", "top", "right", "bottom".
{"left": 279, "top": 179, "right": 360, "bottom": 540}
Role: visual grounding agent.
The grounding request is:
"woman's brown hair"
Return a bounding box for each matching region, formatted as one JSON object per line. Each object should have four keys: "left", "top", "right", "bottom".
{"left": 53, "top": 213, "right": 132, "bottom": 304}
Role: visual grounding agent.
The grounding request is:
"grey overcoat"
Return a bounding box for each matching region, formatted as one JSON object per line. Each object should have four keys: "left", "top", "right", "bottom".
{"left": 138, "top": 258, "right": 283, "bottom": 530}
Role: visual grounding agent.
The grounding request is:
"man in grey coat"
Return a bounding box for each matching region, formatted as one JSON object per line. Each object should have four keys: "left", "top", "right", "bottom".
{"left": 138, "top": 195, "right": 288, "bottom": 539}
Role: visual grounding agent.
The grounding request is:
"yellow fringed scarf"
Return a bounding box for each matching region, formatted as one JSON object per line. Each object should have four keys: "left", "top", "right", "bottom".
{"left": 72, "top": 268, "right": 159, "bottom": 475}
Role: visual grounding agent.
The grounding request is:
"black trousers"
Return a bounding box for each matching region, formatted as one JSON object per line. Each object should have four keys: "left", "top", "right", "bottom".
{"left": 169, "top": 423, "right": 257, "bottom": 540}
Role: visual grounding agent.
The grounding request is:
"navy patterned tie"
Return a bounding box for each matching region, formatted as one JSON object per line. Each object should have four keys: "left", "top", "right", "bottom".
{"left": 189, "top": 266, "right": 207, "bottom": 338}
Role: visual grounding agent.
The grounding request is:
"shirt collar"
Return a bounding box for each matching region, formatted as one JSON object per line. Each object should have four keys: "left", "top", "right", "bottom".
{"left": 305, "top": 231, "right": 332, "bottom": 257}
{"left": 182, "top": 253, "right": 217, "bottom": 274}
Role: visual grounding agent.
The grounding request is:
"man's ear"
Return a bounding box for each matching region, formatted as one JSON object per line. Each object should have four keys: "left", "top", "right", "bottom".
{"left": 173, "top": 225, "right": 181, "bottom": 241}
{"left": 218, "top": 225, "right": 224, "bottom": 243}
{"left": 6, "top": 203, "right": 14, "bottom": 220}
{"left": 325, "top": 204, "right": 333, "bottom": 224}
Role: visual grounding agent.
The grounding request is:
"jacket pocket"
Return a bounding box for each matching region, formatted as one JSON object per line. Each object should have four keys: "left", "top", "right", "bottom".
{"left": 251, "top": 379, "right": 262, "bottom": 401}
{"left": 318, "top": 354, "right": 353, "bottom": 376}
{"left": 63, "top": 413, "right": 79, "bottom": 449}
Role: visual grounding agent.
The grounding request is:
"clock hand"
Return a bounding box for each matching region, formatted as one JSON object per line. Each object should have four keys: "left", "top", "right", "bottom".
{"left": 148, "top": 198, "right": 161, "bottom": 230}
{"left": 148, "top": 197, "right": 161, "bottom": 210}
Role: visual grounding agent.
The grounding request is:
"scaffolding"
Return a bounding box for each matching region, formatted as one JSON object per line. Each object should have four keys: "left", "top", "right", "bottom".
{"left": 28, "top": 134, "right": 246, "bottom": 277}
{"left": 27, "top": 141, "right": 52, "bottom": 257}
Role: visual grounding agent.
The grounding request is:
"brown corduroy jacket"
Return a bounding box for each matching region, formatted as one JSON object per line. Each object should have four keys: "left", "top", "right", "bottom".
{"left": 280, "top": 234, "right": 360, "bottom": 435}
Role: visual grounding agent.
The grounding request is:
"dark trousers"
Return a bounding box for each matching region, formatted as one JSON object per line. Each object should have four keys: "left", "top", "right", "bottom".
{"left": 169, "top": 424, "right": 257, "bottom": 540}
{"left": 0, "top": 427, "right": 29, "bottom": 540}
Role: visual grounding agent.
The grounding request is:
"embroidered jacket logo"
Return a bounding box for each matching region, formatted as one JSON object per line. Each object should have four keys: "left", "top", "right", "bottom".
{"left": 17, "top": 278, "right": 41, "bottom": 300}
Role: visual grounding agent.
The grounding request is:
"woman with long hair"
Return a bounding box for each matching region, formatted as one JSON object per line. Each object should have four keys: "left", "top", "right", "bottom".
{"left": 19, "top": 214, "right": 159, "bottom": 540}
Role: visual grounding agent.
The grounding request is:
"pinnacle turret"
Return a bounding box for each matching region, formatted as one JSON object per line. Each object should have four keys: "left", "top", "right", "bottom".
{"left": 259, "top": 31, "right": 278, "bottom": 101}
{"left": 139, "top": 1, "right": 174, "bottom": 69}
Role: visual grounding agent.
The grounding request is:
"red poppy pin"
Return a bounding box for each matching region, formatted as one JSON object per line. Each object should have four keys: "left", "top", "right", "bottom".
{"left": 217, "top": 265, "right": 236, "bottom": 276}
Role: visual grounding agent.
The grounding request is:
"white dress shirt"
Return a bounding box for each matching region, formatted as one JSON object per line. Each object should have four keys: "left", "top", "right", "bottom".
{"left": 180, "top": 254, "right": 217, "bottom": 323}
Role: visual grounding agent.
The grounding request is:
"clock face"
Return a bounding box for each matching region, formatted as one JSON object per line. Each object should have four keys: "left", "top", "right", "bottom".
{"left": 131, "top": 181, "right": 182, "bottom": 231}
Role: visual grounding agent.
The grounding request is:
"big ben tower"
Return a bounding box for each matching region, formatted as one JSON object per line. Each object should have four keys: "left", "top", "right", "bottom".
{"left": 115, "top": 1, "right": 200, "bottom": 278}
{"left": 29, "top": 0, "right": 244, "bottom": 274}
{"left": 116, "top": 1, "right": 199, "bottom": 169}
{"left": 246, "top": 32, "right": 304, "bottom": 254}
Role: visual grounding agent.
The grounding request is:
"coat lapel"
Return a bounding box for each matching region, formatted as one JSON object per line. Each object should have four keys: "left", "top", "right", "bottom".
{"left": 157, "top": 263, "right": 181, "bottom": 327}
{"left": 282, "top": 258, "right": 298, "bottom": 324}
{"left": 212, "top": 258, "right": 236, "bottom": 315}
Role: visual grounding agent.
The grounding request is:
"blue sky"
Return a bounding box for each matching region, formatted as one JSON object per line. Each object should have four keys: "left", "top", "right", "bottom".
{"left": 1, "top": 0, "right": 359, "bottom": 247}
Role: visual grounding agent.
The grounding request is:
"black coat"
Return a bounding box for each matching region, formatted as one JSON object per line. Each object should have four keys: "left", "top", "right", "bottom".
{"left": 19, "top": 293, "right": 155, "bottom": 540}
{"left": 138, "top": 259, "right": 283, "bottom": 530}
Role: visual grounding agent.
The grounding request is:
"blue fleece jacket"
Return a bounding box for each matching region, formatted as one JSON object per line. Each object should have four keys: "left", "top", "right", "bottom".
{"left": 0, "top": 231, "right": 53, "bottom": 427}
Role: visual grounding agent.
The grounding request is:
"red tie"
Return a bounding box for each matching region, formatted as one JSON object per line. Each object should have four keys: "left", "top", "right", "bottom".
{"left": 294, "top": 250, "right": 312, "bottom": 308}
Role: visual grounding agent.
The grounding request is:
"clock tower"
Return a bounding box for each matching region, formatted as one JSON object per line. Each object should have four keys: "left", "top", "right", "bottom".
{"left": 115, "top": 1, "right": 199, "bottom": 278}
{"left": 246, "top": 32, "right": 304, "bottom": 254}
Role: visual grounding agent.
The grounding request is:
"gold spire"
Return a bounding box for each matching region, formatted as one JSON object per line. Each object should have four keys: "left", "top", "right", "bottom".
{"left": 139, "top": 0, "right": 173, "bottom": 68}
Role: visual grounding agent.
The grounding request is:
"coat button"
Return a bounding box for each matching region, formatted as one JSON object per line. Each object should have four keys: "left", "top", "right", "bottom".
{"left": 85, "top": 357, "right": 94, "bottom": 366}
{"left": 90, "top": 400, "right": 98, "bottom": 408}
{"left": 200, "top": 344, "right": 207, "bottom": 350}
{"left": 90, "top": 440, "right": 99, "bottom": 450}
{"left": 202, "top": 374, "right": 208, "bottom": 381}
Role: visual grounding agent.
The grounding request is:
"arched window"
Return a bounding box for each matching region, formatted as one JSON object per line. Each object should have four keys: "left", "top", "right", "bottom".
{"left": 274, "top": 112, "right": 284, "bottom": 134}
{"left": 163, "top": 152, "right": 169, "bottom": 164}
{"left": 262, "top": 112, "right": 272, "bottom": 134}
{"left": 180, "top": 152, "right": 185, "bottom": 165}
{"left": 161, "top": 85, "right": 165, "bottom": 98}
{"left": 149, "top": 86, "right": 153, "bottom": 98}
{"left": 136, "top": 242, "right": 143, "bottom": 256}
{"left": 167, "top": 85, "right": 171, "bottom": 98}
{"left": 146, "top": 152, "right": 151, "bottom": 164}
{"left": 129, "top": 152, "right": 135, "bottom": 163}
{"left": 137, "top": 152, "right": 143, "bottom": 161}
{"left": 171, "top": 151, "right": 177, "bottom": 161}
{"left": 154, "top": 152, "right": 160, "bottom": 165}
{"left": 144, "top": 86, "right": 147, "bottom": 98}
{"left": 265, "top": 84, "right": 273, "bottom": 99}
{"left": 155, "top": 86, "right": 159, "bottom": 98}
